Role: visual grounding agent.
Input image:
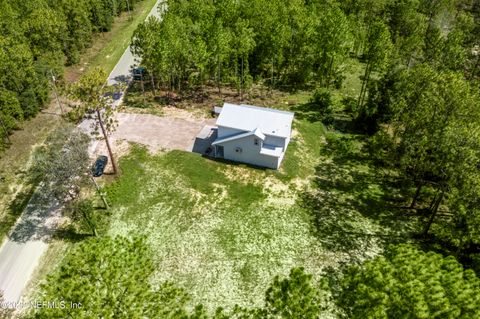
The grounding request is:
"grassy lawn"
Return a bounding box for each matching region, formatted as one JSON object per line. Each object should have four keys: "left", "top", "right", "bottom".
{"left": 101, "top": 104, "right": 417, "bottom": 313}
{"left": 103, "top": 122, "right": 339, "bottom": 311}
{"left": 28, "top": 56, "right": 421, "bottom": 314}
{"left": 90, "top": 57, "right": 421, "bottom": 312}
{"left": 301, "top": 131, "right": 421, "bottom": 262}
{"left": 66, "top": 0, "right": 158, "bottom": 81}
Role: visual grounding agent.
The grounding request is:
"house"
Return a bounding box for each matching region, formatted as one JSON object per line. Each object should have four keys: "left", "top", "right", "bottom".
{"left": 212, "top": 103, "right": 294, "bottom": 169}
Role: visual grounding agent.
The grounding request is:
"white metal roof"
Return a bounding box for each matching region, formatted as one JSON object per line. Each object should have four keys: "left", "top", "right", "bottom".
{"left": 212, "top": 127, "right": 265, "bottom": 146}
{"left": 216, "top": 103, "right": 294, "bottom": 138}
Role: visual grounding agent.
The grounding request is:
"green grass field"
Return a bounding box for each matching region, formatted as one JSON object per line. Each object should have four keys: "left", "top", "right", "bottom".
{"left": 103, "top": 120, "right": 335, "bottom": 311}
{"left": 97, "top": 57, "right": 414, "bottom": 312}
{"left": 22, "top": 55, "right": 421, "bottom": 314}
{"left": 101, "top": 110, "right": 416, "bottom": 312}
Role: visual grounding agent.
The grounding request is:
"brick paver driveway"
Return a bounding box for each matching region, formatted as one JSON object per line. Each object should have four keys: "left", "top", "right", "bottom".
{"left": 113, "top": 113, "right": 216, "bottom": 152}
{"left": 80, "top": 112, "right": 217, "bottom": 155}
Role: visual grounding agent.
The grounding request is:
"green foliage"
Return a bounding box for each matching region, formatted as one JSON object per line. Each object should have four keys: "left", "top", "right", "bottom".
{"left": 68, "top": 66, "right": 119, "bottom": 173}
{"left": 387, "top": 0, "right": 427, "bottom": 62}
{"left": 31, "top": 236, "right": 194, "bottom": 318}
{"left": 340, "top": 244, "right": 480, "bottom": 318}
{"left": 131, "top": 0, "right": 354, "bottom": 93}
{"left": 353, "top": 74, "right": 394, "bottom": 134}
{"left": 368, "top": 64, "right": 480, "bottom": 244}
{"left": 65, "top": 198, "right": 99, "bottom": 236}
{"left": 68, "top": 67, "right": 117, "bottom": 134}
{"left": 29, "top": 125, "right": 91, "bottom": 202}
{"left": 309, "top": 88, "right": 335, "bottom": 124}
{"left": 0, "top": 0, "right": 145, "bottom": 143}
{"left": 357, "top": 20, "right": 393, "bottom": 110}
{"left": 212, "top": 268, "right": 333, "bottom": 318}
{"left": 313, "top": 1, "right": 353, "bottom": 88}
{"left": 392, "top": 65, "right": 479, "bottom": 184}
{"left": 0, "top": 88, "right": 23, "bottom": 132}
{"left": 32, "top": 232, "right": 333, "bottom": 318}
{"left": 264, "top": 267, "right": 330, "bottom": 318}
{"left": 0, "top": 292, "right": 13, "bottom": 318}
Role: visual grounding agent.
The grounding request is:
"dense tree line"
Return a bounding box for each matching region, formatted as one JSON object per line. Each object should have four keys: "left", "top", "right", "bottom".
{"left": 131, "top": 0, "right": 354, "bottom": 98}
{"left": 352, "top": 0, "right": 480, "bottom": 265}
{"left": 0, "top": 0, "right": 144, "bottom": 151}
{"left": 31, "top": 238, "right": 480, "bottom": 318}
{"left": 131, "top": 0, "right": 479, "bottom": 101}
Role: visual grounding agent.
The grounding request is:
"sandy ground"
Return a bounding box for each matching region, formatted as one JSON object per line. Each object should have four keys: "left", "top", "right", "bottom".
{"left": 113, "top": 113, "right": 215, "bottom": 152}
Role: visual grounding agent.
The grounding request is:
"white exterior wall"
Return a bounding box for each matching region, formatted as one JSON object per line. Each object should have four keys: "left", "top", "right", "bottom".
{"left": 217, "top": 126, "right": 245, "bottom": 138}
{"left": 220, "top": 135, "right": 280, "bottom": 169}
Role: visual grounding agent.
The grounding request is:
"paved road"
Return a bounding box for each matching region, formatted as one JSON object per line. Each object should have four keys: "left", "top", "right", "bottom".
{"left": 0, "top": 0, "right": 163, "bottom": 306}
{"left": 107, "top": 1, "right": 162, "bottom": 86}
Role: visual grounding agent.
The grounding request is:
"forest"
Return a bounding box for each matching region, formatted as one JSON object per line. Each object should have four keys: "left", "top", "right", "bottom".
{"left": 0, "top": 0, "right": 143, "bottom": 151}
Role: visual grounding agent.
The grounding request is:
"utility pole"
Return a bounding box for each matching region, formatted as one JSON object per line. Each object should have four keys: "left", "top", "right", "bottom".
{"left": 50, "top": 70, "right": 64, "bottom": 115}
{"left": 126, "top": 0, "right": 132, "bottom": 20}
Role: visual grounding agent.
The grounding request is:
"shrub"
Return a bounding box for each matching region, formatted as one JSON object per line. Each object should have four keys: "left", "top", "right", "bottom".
{"left": 309, "top": 88, "right": 334, "bottom": 124}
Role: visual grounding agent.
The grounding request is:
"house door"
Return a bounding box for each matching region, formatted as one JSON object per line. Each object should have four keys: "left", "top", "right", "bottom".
{"left": 216, "top": 146, "right": 224, "bottom": 158}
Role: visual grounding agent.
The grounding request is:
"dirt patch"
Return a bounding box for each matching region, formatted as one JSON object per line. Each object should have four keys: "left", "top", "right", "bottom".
{"left": 125, "top": 84, "right": 311, "bottom": 120}
{"left": 162, "top": 106, "right": 210, "bottom": 120}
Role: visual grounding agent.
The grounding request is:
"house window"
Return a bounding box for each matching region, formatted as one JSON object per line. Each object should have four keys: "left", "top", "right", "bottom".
{"left": 235, "top": 147, "right": 242, "bottom": 153}
{"left": 254, "top": 138, "right": 259, "bottom": 146}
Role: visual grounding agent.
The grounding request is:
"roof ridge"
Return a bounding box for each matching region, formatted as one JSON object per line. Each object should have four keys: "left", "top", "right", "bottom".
{"left": 217, "top": 103, "right": 294, "bottom": 138}
{"left": 236, "top": 103, "right": 295, "bottom": 116}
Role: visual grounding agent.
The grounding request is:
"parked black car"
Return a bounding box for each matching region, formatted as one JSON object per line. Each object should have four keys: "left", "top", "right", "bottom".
{"left": 92, "top": 155, "right": 108, "bottom": 177}
{"left": 132, "top": 67, "right": 147, "bottom": 81}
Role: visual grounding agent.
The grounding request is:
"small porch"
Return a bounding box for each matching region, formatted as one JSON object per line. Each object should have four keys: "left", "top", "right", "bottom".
{"left": 191, "top": 125, "right": 218, "bottom": 157}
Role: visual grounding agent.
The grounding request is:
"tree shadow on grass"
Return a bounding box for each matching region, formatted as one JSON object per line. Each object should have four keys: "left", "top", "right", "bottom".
{"left": 0, "top": 186, "right": 36, "bottom": 241}
{"left": 300, "top": 133, "right": 420, "bottom": 262}
{"left": 291, "top": 102, "right": 324, "bottom": 123}
{"left": 51, "top": 228, "right": 93, "bottom": 243}
{"left": 291, "top": 97, "right": 367, "bottom": 135}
